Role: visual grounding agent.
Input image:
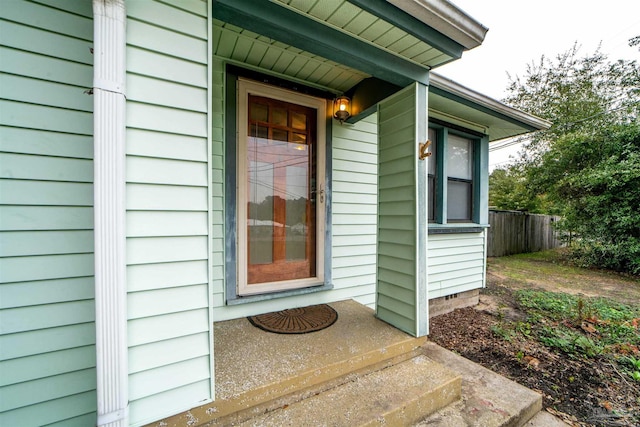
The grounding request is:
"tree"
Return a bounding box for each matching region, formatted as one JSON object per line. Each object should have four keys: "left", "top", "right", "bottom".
{"left": 542, "top": 124, "right": 640, "bottom": 274}
{"left": 496, "top": 41, "right": 640, "bottom": 274}
{"left": 504, "top": 43, "right": 640, "bottom": 153}
{"left": 488, "top": 167, "right": 550, "bottom": 213}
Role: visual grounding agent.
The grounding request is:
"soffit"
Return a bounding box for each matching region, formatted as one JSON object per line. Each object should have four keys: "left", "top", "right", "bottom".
{"left": 213, "top": 19, "right": 370, "bottom": 93}
{"left": 212, "top": 0, "right": 469, "bottom": 91}
{"left": 428, "top": 93, "right": 550, "bottom": 142}
{"left": 273, "top": 0, "right": 456, "bottom": 68}
{"left": 428, "top": 92, "right": 523, "bottom": 141}
{"left": 428, "top": 73, "right": 551, "bottom": 142}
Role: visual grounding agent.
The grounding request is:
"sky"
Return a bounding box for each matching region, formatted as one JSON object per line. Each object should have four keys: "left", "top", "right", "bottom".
{"left": 439, "top": 0, "right": 640, "bottom": 100}
{"left": 436, "top": 1, "right": 640, "bottom": 169}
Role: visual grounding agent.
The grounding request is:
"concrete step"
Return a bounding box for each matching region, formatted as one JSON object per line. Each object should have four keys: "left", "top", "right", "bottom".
{"left": 417, "top": 342, "right": 545, "bottom": 427}
{"left": 524, "top": 411, "right": 570, "bottom": 427}
{"left": 210, "top": 347, "right": 427, "bottom": 426}
{"left": 174, "top": 300, "right": 438, "bottom": 427}
{"left": 236, "top": 354, "right": 461, "bottom": 427}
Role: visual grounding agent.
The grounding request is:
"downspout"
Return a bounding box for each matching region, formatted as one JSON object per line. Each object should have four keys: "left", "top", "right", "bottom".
{"left": 93, "top": 1, "right": 128, "bottom": 426}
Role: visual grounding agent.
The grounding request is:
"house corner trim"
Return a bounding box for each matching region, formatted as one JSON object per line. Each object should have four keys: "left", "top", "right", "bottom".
{"left": 93, "top": 0, "right": 128, "bottom": 426}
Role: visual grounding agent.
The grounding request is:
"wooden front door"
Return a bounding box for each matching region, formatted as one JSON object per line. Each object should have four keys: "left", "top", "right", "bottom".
{"left": 246, "top": 95, "right": 317, "bottom": 286}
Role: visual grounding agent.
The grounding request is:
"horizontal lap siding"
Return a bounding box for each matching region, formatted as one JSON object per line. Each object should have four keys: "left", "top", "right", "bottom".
{"left": 427, "top": 232, "right": 486, "bottom": 299}
{"left": 377, "top": 88, "right": 418, "bottom": 335}
{"left": 331, "top": 115, "right": 378, "bottom": 308}
{"left": 0, "top": 1, "right": 96, "bottom": 426}
{"left": 125, "top": 1, "right": 212, "bottom": 425}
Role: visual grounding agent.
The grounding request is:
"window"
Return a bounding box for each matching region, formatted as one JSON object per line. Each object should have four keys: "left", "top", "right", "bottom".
{"left": 446, "top": 134, "right": 473, "bottom": 222}
{"left": 428, "top": 125, "right": 484, "bottom": 225}
{"left": 237, "top": 78, "right": 326, "bottom": 296}
{"left": 427, "top": 128, "right": 437, "bottom": 221}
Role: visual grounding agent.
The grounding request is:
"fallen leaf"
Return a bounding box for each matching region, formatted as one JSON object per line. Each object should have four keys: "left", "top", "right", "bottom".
{"left": 600, "top": 401, "right": 613, "bottom": 411}
{"left": 524, "top": 355, "right": 540, "bottom": 369}
{"left": 581, "top": 321, "right": 598, "bottom": 334}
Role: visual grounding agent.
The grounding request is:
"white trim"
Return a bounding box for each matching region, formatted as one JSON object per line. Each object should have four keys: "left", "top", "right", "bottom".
{"left": 206, "top": 0, "right": 216, "bottom": 402}
{"left": 236, "top": 78, "right": 326, "bottom": 296}
{"left": 92, "top": 1, "right": 128, "bottom": 426}
{"left": 386, "top": 0, "right": 488, "bottom": 50}
{"left": 482, "top": 227, "right": 488, "bottom": 289}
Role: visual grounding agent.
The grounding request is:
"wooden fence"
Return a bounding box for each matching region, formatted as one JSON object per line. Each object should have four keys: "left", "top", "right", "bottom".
{"left": 487, "top": 210, "right": 563, "bottom": 257}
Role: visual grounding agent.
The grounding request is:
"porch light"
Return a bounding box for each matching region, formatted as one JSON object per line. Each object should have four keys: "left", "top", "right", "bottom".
{"left": 333, "top": 95, "right": 351, "bottom": 123}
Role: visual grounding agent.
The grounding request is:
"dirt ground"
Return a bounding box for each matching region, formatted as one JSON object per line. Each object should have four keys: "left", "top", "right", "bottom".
{"left": 428, "top": 250, "right": 640, "bottom": 427}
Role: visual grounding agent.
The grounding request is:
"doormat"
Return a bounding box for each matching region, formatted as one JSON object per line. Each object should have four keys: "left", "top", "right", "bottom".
{"left": 248, "top": 304, "right": 338, "bottom": 334}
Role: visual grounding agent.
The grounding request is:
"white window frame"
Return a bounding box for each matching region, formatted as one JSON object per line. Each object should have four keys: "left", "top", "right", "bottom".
{"left": 237, "top": 78, "right": 326, "bottom": 296}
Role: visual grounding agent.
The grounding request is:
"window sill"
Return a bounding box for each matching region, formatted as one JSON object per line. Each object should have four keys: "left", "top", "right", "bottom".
{"left": 226, "top": 282, "right": 333, "bottom": 306}
{"left": 428, "top": 223, "right": 489, "bottom": 234}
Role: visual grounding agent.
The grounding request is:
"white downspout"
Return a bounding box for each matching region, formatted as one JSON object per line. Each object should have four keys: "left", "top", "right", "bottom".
{"left": 93, "top": 1, "right": 128, "bottom": 426}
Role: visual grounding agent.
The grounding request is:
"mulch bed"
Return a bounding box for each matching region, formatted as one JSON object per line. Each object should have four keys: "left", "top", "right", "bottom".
{"left": 428, "top": 286, "right": 640, "bottom": 427}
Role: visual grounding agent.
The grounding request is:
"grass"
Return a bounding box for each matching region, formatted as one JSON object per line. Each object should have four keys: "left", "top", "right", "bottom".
{"left": 490, "top": 288, "right": 640, "bottom": 379}
{"left": 488, "top": 250, "right": 640, "bottom": 381}
{"left": 488, "top": 249, "right": 640, "bottom": 307}
{"left": 475, "top": 250, "right": 640, "bottom": 424}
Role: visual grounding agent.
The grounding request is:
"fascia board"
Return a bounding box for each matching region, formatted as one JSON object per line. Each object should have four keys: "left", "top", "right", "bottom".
{"left": 386, "top": 0, "right": 489, "bottom": 50}
{"left": 430, "top": 72, "right": 552, "bottom": 131}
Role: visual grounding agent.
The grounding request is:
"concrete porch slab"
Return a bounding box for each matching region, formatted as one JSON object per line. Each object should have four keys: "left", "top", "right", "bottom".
{"left": 148, "top": 300, "right": 559, "bottom": 427}
{"left": 154, "top": 300, "right": 431, "bottom": 426}
{"left": 214, "top": 300, "right": 426, "bottom": 403}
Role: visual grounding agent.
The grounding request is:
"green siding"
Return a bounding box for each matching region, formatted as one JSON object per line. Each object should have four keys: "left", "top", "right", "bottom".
{"left": 330, "top": 115, "right": 379, "bottom": 308}
{"left": 125, "top": 0, "right": 213, "bottom": 425}
{"left": 376, "top": 83, "right": 428, "bottom": 337}
{"left": 427, "top": 232, "right": 486, "bottom": 298}
{"left": 0, "top": 1, "right": 96, "bottom": 426}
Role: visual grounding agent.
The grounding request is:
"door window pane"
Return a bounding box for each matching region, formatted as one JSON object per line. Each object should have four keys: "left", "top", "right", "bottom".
{"left": 285, "top": 164, "right": 308, "bottom": 261}
{"left": 272, "top": 128, "right": 288, "bottom": 142}
{"left": 248, "top": 159, "right": 274, "bottom": 264}
{"left": 251, "top": 125, "right": 268, "bottom": 139}
{"left": 292, "top": 133, "right": 307, "bottom": 144}
{"left": 272, "top": 107, "right": 287, "bottom": 126}
{"left": 250, "top": 103, "right": 268, "bottom": 122}
{"left": 291, "top": 112, "right": 306, "bottom": 130}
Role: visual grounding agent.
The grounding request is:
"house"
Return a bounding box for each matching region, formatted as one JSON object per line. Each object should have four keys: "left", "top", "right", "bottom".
{"left": 0, "top": 1, "right": 550, "bottom": 426}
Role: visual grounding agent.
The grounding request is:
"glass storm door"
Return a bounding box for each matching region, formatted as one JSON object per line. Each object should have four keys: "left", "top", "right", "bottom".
{"left": 245, "top": 95, "right": 317, "bottom": 288}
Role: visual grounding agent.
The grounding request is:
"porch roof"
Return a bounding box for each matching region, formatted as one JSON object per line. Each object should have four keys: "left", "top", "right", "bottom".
{"left": 212, "top": 0, "right": 548, "bottom": 141}
{"left": 429, "top": 73, "right": 552, "bottom": 141}
{"left": 212, "top": 0, "right": 487, "bottom": 91}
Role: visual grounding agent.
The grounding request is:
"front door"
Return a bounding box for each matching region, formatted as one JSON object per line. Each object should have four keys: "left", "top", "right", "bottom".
{"left": 237, "top": 79, "right": 326, "bottom": 295}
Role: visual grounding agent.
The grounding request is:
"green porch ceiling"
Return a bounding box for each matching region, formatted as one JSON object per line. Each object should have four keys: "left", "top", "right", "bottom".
{"left": 212, "top": 0, "right": 472, "bottom": 89}
{"left": 213, "top": 19, "right": 369, "bottom": 93}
